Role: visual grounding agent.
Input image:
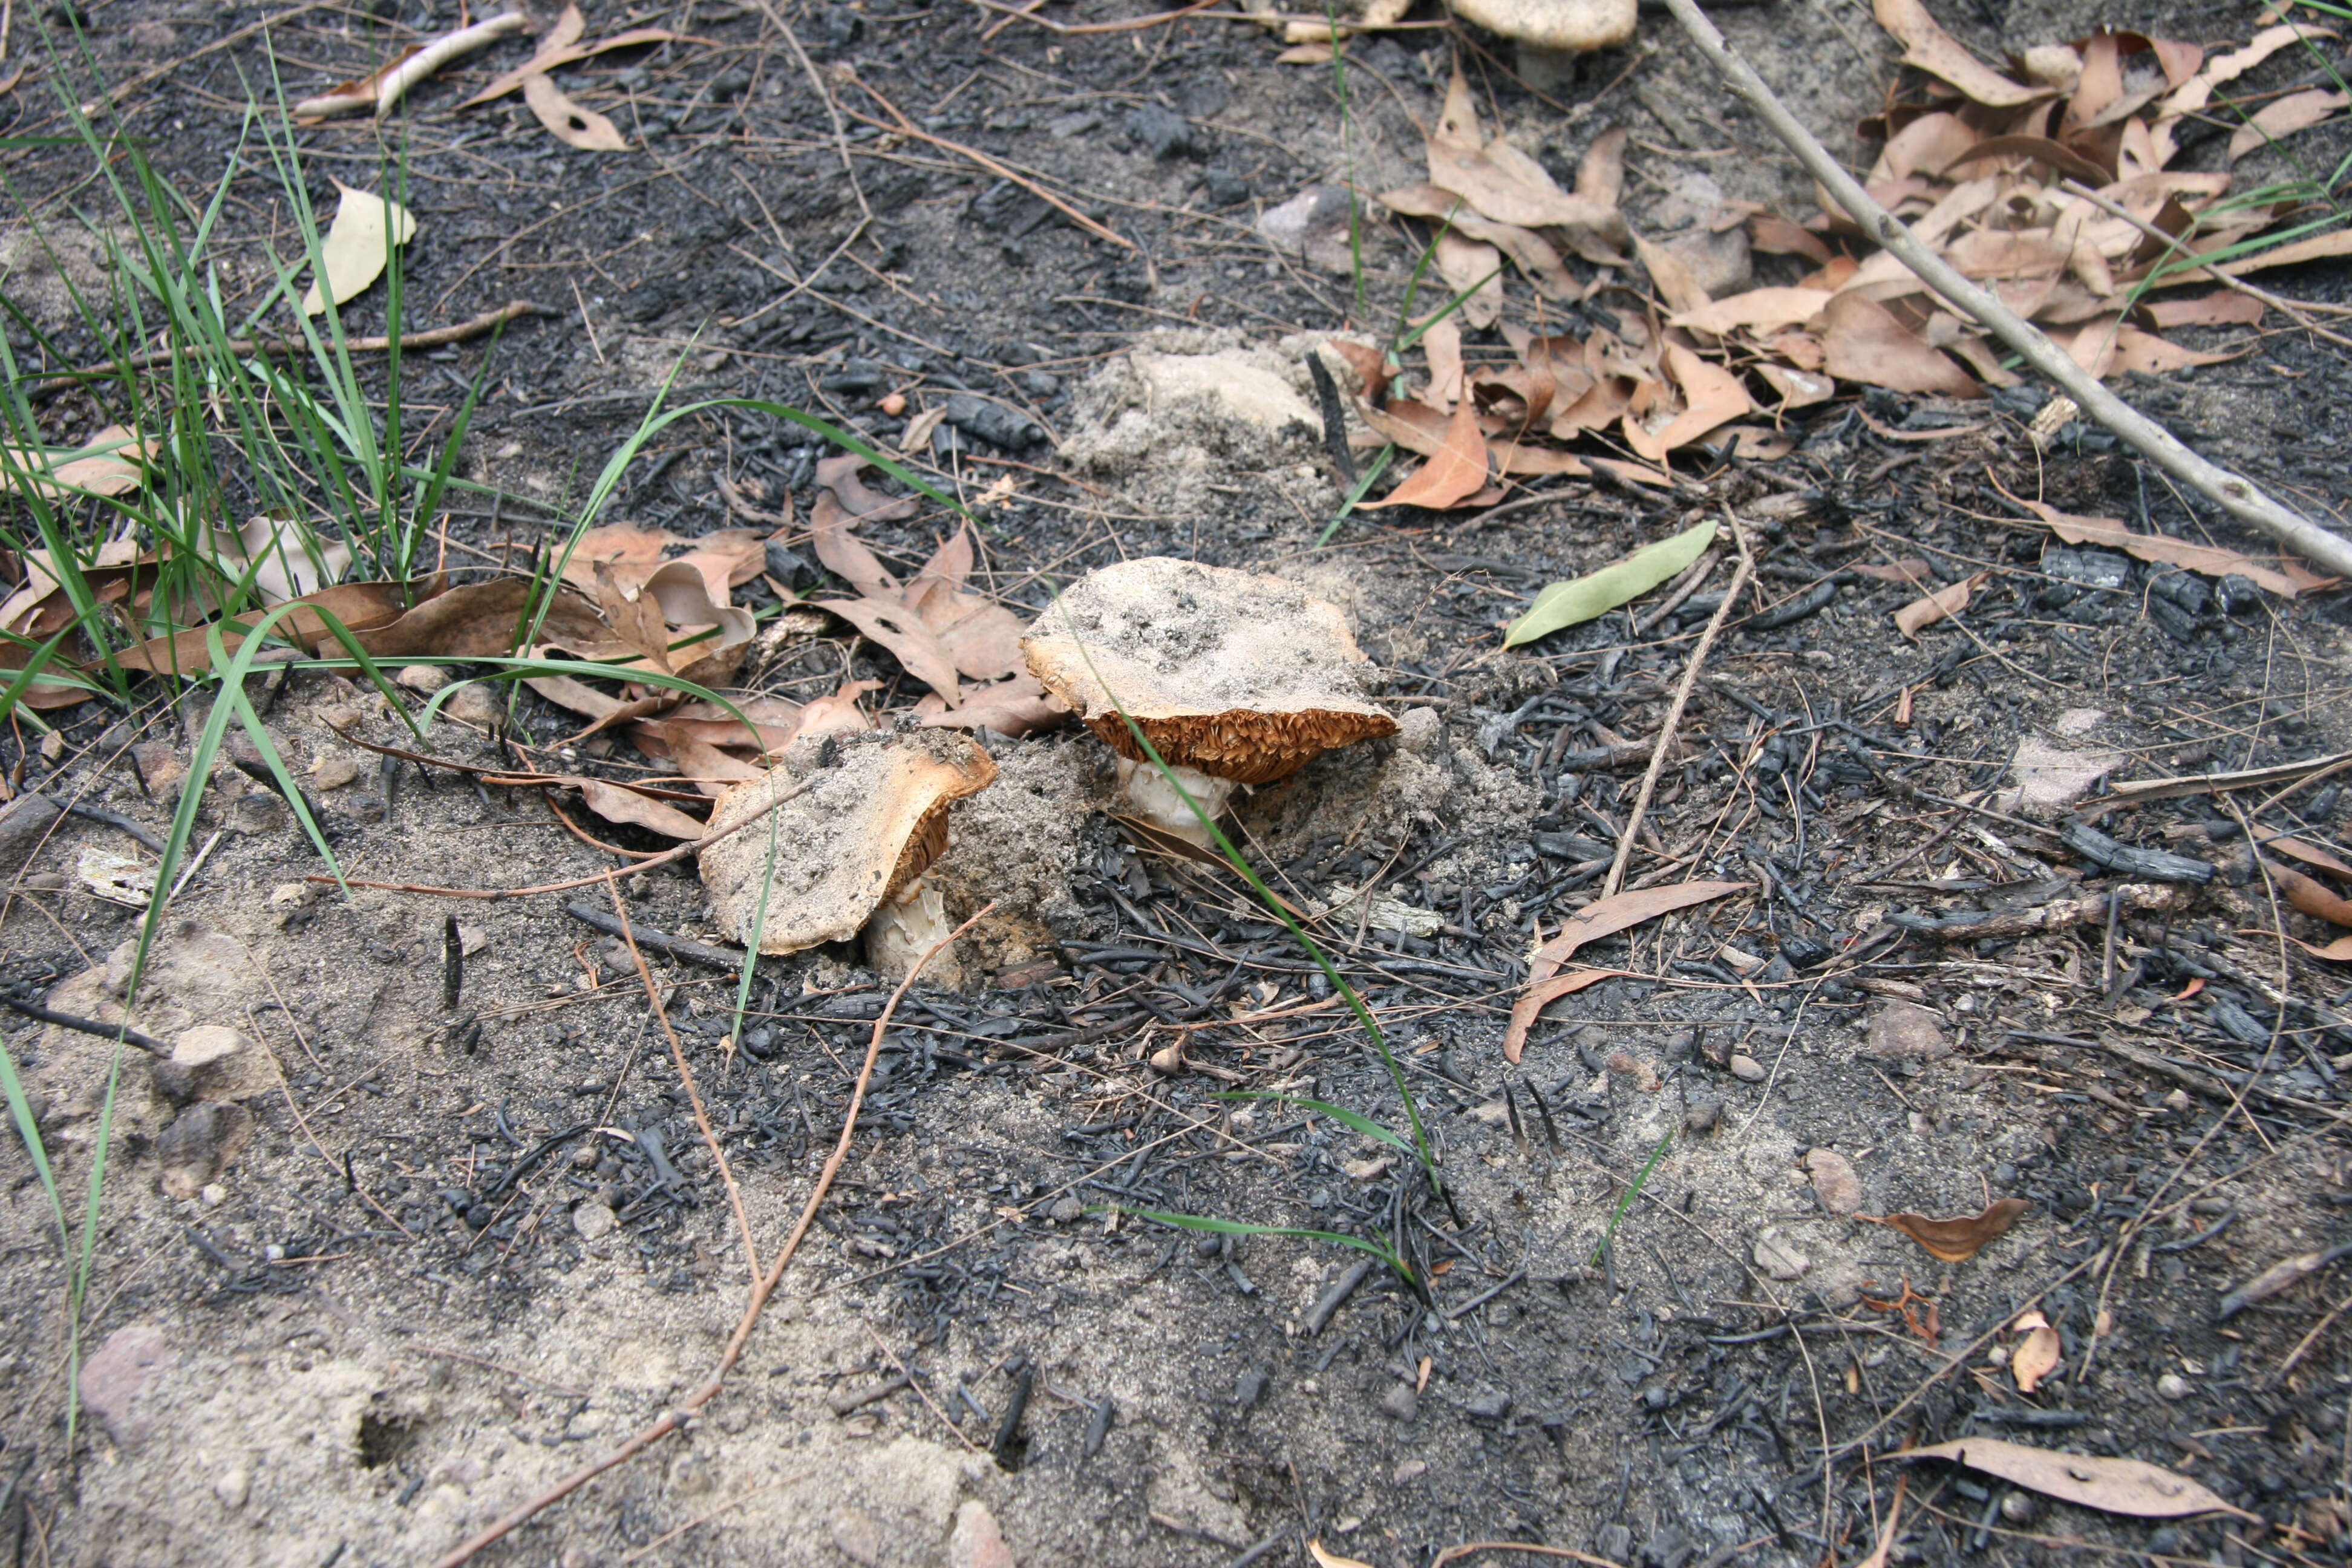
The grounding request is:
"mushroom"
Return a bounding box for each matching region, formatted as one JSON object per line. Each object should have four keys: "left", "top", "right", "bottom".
{"left": 1020, "top": 557, "right": 1398, "bottom": 847}
{"left": 1448, "top": 0, "right": 1636, "bottom": 91}
{"left": 697, "top": 728, "right": 997, "bottom": 989}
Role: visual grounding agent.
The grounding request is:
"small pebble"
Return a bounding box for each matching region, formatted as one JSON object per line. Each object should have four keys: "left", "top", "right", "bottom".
{"left": 396, "top": 664, "right": 449, "bottom": 694}
{"left": 1234, "top": 1368, "right": 1269, "bottom": 1408}
{"left": 1728, "top": 1054, "right": 1766, "bottom": 1082}
{"left": 1392, "top": 1458, "right": 1428, "bottom": 1483}
{"left": 342, "top": 792, "right": 387, "bottom": 825}
{"left": 572, "top": 1201, "right": 618, "bottom": 1241}
{"left": 2157, "top": 1372, "right": 2191, "bottom": 1400}
{"left": 2000, "top": 1492, "right": 2037, "bottom": 1523}
{"left": 1379, "top": 1383, "right": 1418, "bottom": 1422}
{"left": 1804, "top": 1148, "right": 1862, "bottom": 1217}
{"left": 1047, "top": 1195, "right": 1085, "bottom": 1224}
{"left": 1465, "top": 1391, "right": 1511, "bottom": 1420}
{"left": 1683, "top": 1096, "right": 1722, "bottom": 1134}
{"left": 311, "top": 756, "right": 360, "bottom": 791}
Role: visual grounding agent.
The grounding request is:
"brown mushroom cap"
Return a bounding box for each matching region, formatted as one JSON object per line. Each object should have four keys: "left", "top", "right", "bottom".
{"left": 698, "top": 728, "right": 997, "bottom": 954}
{"left": 1020, "top": 557, "right": 1397, "bottom": 786}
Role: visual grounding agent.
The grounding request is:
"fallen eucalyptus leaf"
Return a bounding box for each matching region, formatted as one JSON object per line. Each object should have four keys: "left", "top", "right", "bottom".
{"left": 1860, "top": 1197, "right": 2030, "bottom": 1261}
{"left": 1503, "top": 518, "right": 1717, "bottom": 647}
{"left": 1901, "top": 1437, "right": 2251, "bottom": 1520}
{"left": 301, "top": 183, "right": 418, "bottom": 316}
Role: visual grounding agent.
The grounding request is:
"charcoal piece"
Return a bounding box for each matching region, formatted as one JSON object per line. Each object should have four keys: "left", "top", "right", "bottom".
{"left": 2146, "top": 595, "right": 2200, "bottom": 643}
{"left": 942, "top": 393, "right": 1043, "bottom": 449}
{"left": 763, "top": 540, "right": 816, "bottom": 590}
{"left": 2216, "top": 572, "right": 2265, "bottom": 616}
{"left": 2060, "top": 822, "right": 2216, "bottom": 884}
{"left": 1745, "top": 579, "right": 1838, "bottom": 629}
{"left": 1125, "top": 103, "right": 1197, "bottom": 159}
{"left": 2042, "top": 546, "right": 2131, "bottom": 590}
{"left": 2149, "top": 569, "right": 2212, "bottom": 616}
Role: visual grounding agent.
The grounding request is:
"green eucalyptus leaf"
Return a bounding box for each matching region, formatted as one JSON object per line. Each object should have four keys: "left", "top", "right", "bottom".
{"left": 1503, "top": 518, "right": 1718, "bottom": 647}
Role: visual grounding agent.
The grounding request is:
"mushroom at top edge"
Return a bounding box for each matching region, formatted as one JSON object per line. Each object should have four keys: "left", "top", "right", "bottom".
{"left": 1449, "top": 0, "right": 1636, "bottom": 91}
{"left": 1020, "top": 557, "right": 1399, "bottom": 847}
{"left": 697, "top": 727, "right": 998, "bottom": 990}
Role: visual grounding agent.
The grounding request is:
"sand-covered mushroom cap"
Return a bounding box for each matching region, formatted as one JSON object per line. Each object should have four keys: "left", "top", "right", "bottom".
{"left": 1451, "top": 0, "right": 1636, "bottom": 53}
{"left": 699, "top": 728, "right": 996, "bottom": 954}
{"left": 1021, "top": 557, "right": 1397, "bottom": 786}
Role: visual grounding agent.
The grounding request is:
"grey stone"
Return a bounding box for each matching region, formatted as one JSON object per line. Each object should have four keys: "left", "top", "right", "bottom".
{"left": 1594, "top": 1524, "right": 1634, "bottom": 1564}
{"left": 1866, "top": 1000, "right": 1950, "bottom": 1062}
{"left": 1804, "top": 1148, "right": 1862, "bottom": 1217}
{"left": 1466, "top": 1390, "right": 1512, "bottom": 1421}
{"left": 0, "top": 793, "right": 61, "bottom": 870}
{"left": 1753, "top": 1227, "right": 1809, "bottom": 1281}
{"left": 1683, "top": 1096, "right": 1722, "bottom": 1134}
{"left": 1234, "top": 1368, "right": 1269, "bottom": 1408}
{"left": 342, "top": 792, "right": 387, "bottom": 825}
{"left": 572, "top": 1201, "right": 618, "bottom": 1241}
{"left": 1727, "top": 1054, "right": 1765, "bottom": 1082}
{"left": 152, "top": 1026, "right": 273, "bottom": 1105}
{"left": 1379, "top": 1383, "right": 1418, "bottom": 1422}
{"left": 158, "top": 1102, "right": 254, "bottom": 1200}
{"left": 1047, "top": 1194, "right": 1085, "bottom": 1224}
{"left": 1125, "top": 103, "right": 1195, "bottom": 160}
{"left": 829, "top": 1506, "right": 882, "bottom": 1565}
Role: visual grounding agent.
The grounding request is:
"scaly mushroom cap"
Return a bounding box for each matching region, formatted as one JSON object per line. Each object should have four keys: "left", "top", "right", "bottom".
{"left": 1021, "top": 557, "right": 1398, "bottom": 786}
{"left": 698, "top": 728, "right": 997, "bottom": 954}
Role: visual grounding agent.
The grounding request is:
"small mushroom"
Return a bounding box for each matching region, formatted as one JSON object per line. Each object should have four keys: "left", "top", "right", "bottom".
{"left": 1021, "top": 557, "right": 1398, "bottom": 846}
{"left": 697, "top": 728, "right": 997, "bottom": 988}
{"left": 1450, "top": 0, "right": 1636, "bottom": 91}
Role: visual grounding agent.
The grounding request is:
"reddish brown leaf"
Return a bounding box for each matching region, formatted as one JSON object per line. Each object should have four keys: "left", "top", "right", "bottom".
{"left": 1860, "top": 1198, "right": 2030, "bottom": 1262}
{"left": 1324, "top": 340, "right": 1393, "bottom": 403}
{"left": 1852, "top": 559, "right": 1934, "bottom": 585}
{"left": 1669, "top": 287, "right": 1833, "bottom": 336}
{"left": 1361, "top": 400, "right": 1488, "bottom": 511}
{"left": 2255, "top": 831, "right": 2352, "bottom": 878}
{"left": 1623, "top": 343, "right": 1753, "bottom": 462}
{"left": 2011, "top": 495, "right": 2325, "bottom": 596}
{"left": 2228, "top": 88, "right": 2347, "bottom": 162}
{"left": 1901, "top": 1438, "right": 2247, "bottom": 1521}
{"left": 816, "top": 597, "right": 963, "bottom": 704}
{"left": 922, "top": 670, "right": 1071, "bottom": 738}
{"left": 111, "top": 581, "right": 413, "bottom": 672}
{"left": 1749, "top": 212, "right": 1833, "bottom": 265}
{"left": 2143, "top": 292, "right": 2264, "bottom": 328}
{"left": 353, "top": 579, "right": 636, "bottom": 662}
{"left": 808, "top": 491, "right": 902, "bottom": 599}
{"left": 815, "top": 452, "right": 919, "bottom": 523}
{"left": 1894, "top": 572, "right": 1988, "bottom": 637}
{"left": 2264, "top": 860, "right": 2352, "bottom": 928}
{"left": 1426, "top": 70, "right": 1627, "bottom": 263}
{"left": 1576, "top": 127, "right": 1625, "bottom": 209}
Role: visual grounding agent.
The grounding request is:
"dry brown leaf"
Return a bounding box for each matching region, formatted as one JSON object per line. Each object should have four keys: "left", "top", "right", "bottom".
{"left": 637, "top": 561, "right": 756, "bottom": 686}
{"left": 592, "top": 560, "right": 671, "bottom": 673}
{"left": 1577, "top": 127, "right": 1626, "bottom": 209}
{"left": 1757, "top": 362, "right": 1837, "bottom": 408}
{"left": 2264, "top": 860, "right": 2352, "bottom": 927}
{"left": 1860, "top": 1198, "right": 2029, "bottom": 1262}
{"left": 1508, "top": 880, "right": 1750, "bottom": 1060}
{"left": 1379, "top": 185, "right": 1579, "bottom": 300}
{"left": 524, "top": 71, "right": 629, "bottom": 151}
{"left": 1434, "top": 232, "right": 1506, "bottom": 329}
{"left": 1852, "top": 559, "right": 1935, "bottom": 585}
{"left": 1821, "top": 292, "right": 1982, "bottom": 397}
{"left": 921, "top": 670, "right": 1072, "bottom": 737}
{"left": 1749, "top": 212, "right": 1834, "bottom": 264}
{"left": 2011, "top": 1314, "right": 2062, "bottom": 1393}
{"left": 1426, "top": 70, "right": 1627, "bottom": 262}
{"left": 1894, "top": 571, "right": 1988, "bottom": 637}
{"left": 301, "top": 184, "right": 416, "bottom": 317}
{"left": 1, "top": 424, "right": 155, "bottom": 501}
{"left": 815, "top": 452, "right": 920, "bottom": 523}
{"left": 1492, "top": 440, "right": 1592, "bottom": 477}
{"left": 1354, "top": 396, "right": 1452, "bottom": 457}
{"left": 348, "top": 578, "right": 635, "bottom": 662}
{"left": 1872, "top": 111, "right": 1982, "bottom": 183}
{"left": 1307, "top": 1540, "right": 1378, "bottom": 1568}
{"left": 1361, "top": 400, "right": 1488, "bottom": 511}
{"left": 1873, "top": 0, "right": 2048, "bottom": 106}
{"left": 1420, "top": 316, "right": 1467, "bottom": 410}
{"left": 796, "top": 679, "right": 880, "bottom": 738}
{"left": 577, "top": 778, "right": 706, "bottom": 840}
{"left": 2293, "top": 933, "right": 2352, "bottom": 960}
{"left": 1634, "top": 236, "right": 1711, "bottom": 316}
{"left": 112, "top": 581, "right": 413, "bottom": 673}
{"left": 1324, "top": 339, "right": 1393, "bottom": 403}
{"left": 668, "top": 529, "right": 771, "bottom": 604}
{"left": 2011, "top": 495, "right": 2324, "bottom": 596}
{"left": 2255, "top": 831, "right": 2352, "bottom": 878}
{"left": 1697, "top": 425, "right": 1795, "bottom": 461}
{"left": 2228, "top": 87, "right": 2348, "bottom": 162}
{"left": 1902, "top": 1438, "right": 2249, "bottom": 1520}
{"left": 808, "top": 491, "right": 903, "bottom": 599}
{"left": 561, "top": 521, "right": 680, "bottom": 598}
{"left": 1624, "top": 343, "right": 1752, "bottom": 462}
{"left": 2144, "top": 292, "right": 2265, "bottom": 328}
{"left": 632, "top": 724, "right": 765, "bottom": 798}
{"left": 817, "top": 597, "right": 962, "bottom": 704}
{"left": 1669, "top": 287, "right": 1834, "bottom": 336}
{"left": 462, "top": 8, "right": 688, "bottom": 106}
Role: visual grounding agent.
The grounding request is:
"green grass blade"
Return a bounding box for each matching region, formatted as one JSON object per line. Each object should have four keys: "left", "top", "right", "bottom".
{"left": 1214, "top": 1091, "right": 1414, "bottom": 1154}
{"left": 1589, "top": 1126, "right": 1674, "bottom": 1267}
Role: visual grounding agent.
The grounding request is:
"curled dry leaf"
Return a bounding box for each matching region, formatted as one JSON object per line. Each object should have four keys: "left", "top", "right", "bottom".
{"left": 1434, "top": 232, "right": 1506, "bottom": 329}
{"left": 293, "top": 11, "right": 526, "bottom": 119}
{"left": 523, "top": 71, "right": 629, "bottom": 151}
{"left": 1425, "top": 71, "right": 1627, "bottom": 263}
{"left": 818, "top": 596, "right": 964, "bottom": 706}
{"left": 1893, "top": 571, "right": 1988, "bottom": 637}
{"left": 1873, "top": 0, "right": 2047, "bottom": 107}
{"left": 1669, "top": 286, "right": 1834, "bottom": 336}
{"left": 2255, "top": 830, "right": 2352, "bottom": 878}
{"left": 1852, "top": 558, "right": 1934, "bottom": 585}
{"left": 301, "top": 184, "right": 419, "bottom": 316}
{"left": 1902, "top": 1438, "right": 2250, "bottom": 1520}
{"left": 1507, "top": 878, "right": 1749, "bottom": 1060}
{"left": 1820, "top": 293, "right": 1981, "bottom": 397}
{"left": 1860, "top": 1197, "right": 2029, "bottom": 1262}
{"left": 2218, "top": 1241, "right": 2352, "bottom": 1319}
{"left": 815, "top": 452, "right": 920, "bottom": 524}
{"left": 919, "top": 670, "right": 1071, "bottom": 737}
{"left": 2011, "top": 1312, "right": 2062, "bottom": 1393}
{"left": 1307, "top": 1541, "right": 1378, "bottom": 1568}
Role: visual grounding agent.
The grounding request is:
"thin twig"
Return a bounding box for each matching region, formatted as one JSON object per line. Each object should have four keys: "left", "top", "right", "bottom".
{"left": 25, "top": 301, "right": 549, "bottom": 400}
{"left": 604, "top": 874, "right": 759, "bottom": 1282}
{"left": 1655, "top": 0, "right": 2352, "bottom": 579}
{"left": 425, "top": 902, "right": 994, "bottom": 1568}
{"left": 1602, "top": 507, "right": 1754, "bottom": 898}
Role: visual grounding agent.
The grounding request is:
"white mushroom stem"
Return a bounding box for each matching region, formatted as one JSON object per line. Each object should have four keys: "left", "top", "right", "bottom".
{"left": 864, "top": 876, "right": 964, "bottom": 990}
{"left": 1116, "top": 757, "right": 1236, "bottom": 849}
